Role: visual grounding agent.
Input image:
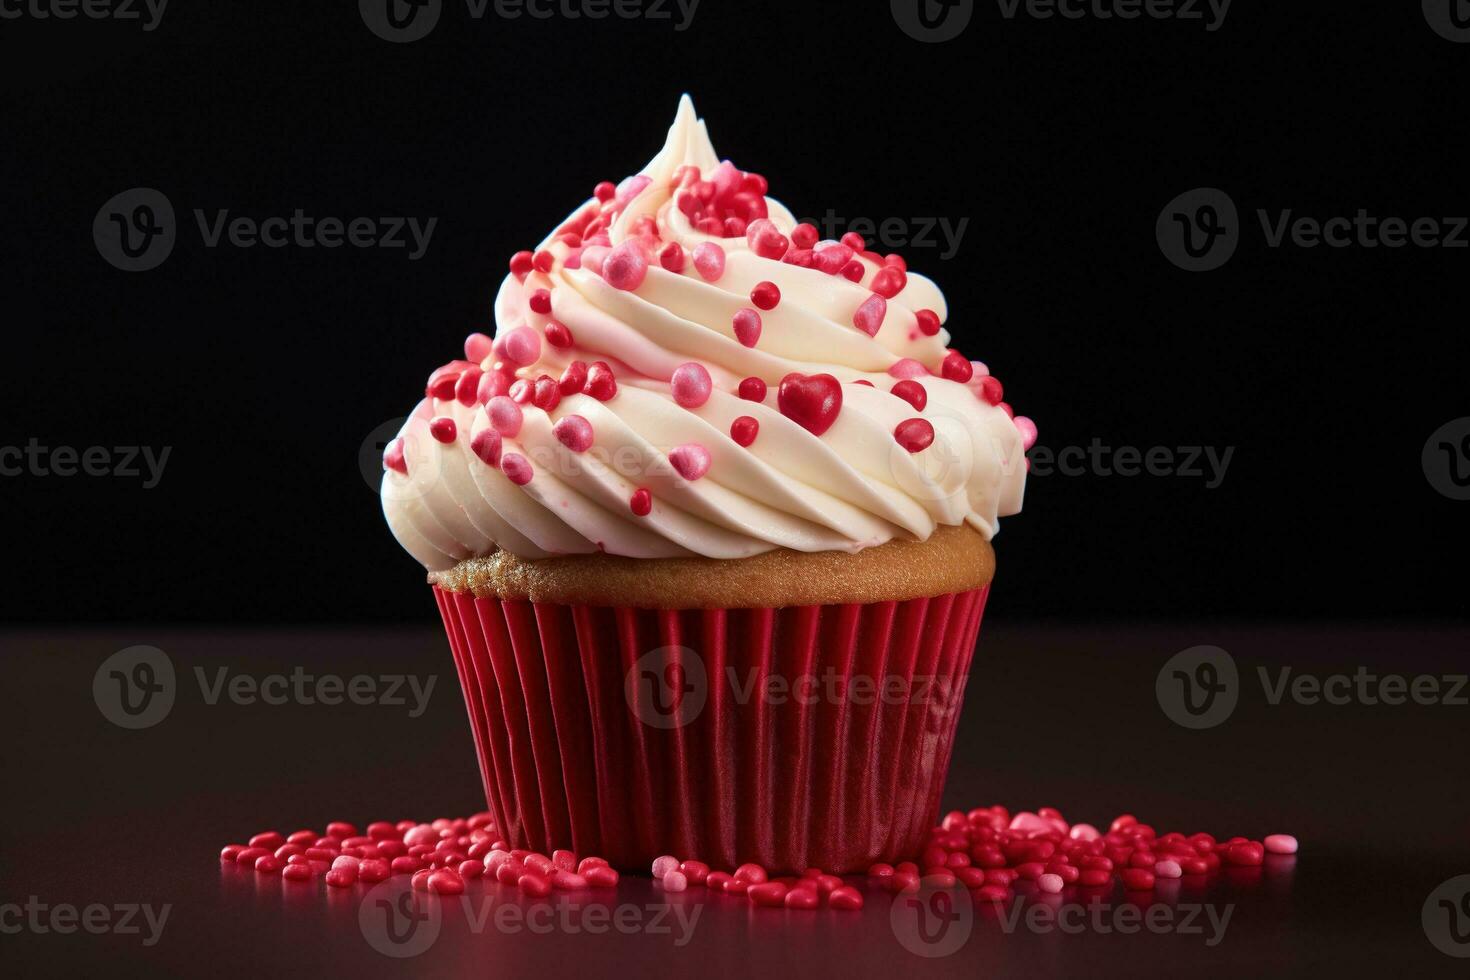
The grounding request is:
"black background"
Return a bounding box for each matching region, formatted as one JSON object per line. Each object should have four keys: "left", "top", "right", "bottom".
{"left": 4, "top": 1, "right": 1468, "bottom": 625}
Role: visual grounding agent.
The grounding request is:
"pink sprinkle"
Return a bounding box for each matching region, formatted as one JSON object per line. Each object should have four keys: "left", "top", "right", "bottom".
{"left": 692, "top": 242, "right": 726, "bottom": 281}
{"left": 501, "top": 453, "right": 533, "bottom": 486}
{"left": 1154, "top": 860, "right": 1183, "bottom": 879}
{"left": 499, "top": 326, "right": 542, "bottom": 367}
{"left": 464, "top": 332, "right": 493, "bottom": 362}
{"left": 1013, "top": 415, "right": 1038, "bottom": 450}
{"left": 887, "top": 358, "right": 929, "bottom": 380}
{"left": 1069, "top": 823, "right": 1101, "bottom": 842}
{"left": 553, "top": 415, "right": 594, "bottom": 453}
{"left": 812, "top": 243, "right": 853, "bottom": 275}
{"left": 651, "top": 855, "right": 680, "bottom": 878}
{"left": 671, "top": 362, "right": 713, "bottom": 408}
{"left": 470, "top": 428, "right": 502, "bottom": 467}
{"left": 487, "top": 396, "right": 523, "bottom": 437}
{"left": 661, "top": 870, "right": 688, "bottom": 893}
{"left": 745, "top": 218, "right": 790, "bottom": 261}
{"left": 668, "top": 444, "right": 711, "bottom": 481}
{"left": 580, "top": 245, "right": 610, "bottom": 277}
{"left": 1264, "top": 834, "right": 1298, "bottom": 855}
{"left": 1037, "top": 873, "right": 1064, "bottom": 894}
{"left": 853, "top": 293, "right": 887, "bottom": 336}
{"left": 477, "top": 369, "right": 512, "bottom": 403}
{"left": 615, "top": 174, "right": 652, "bottom": 207}
{"left": 603, "top": 241, "right": 649, "bottom": 291}
{"left": 732, "top": 308, "right": 762, "bottom": 348}
{"left": 429, "top": 417, "right": 457, "bottom": 444}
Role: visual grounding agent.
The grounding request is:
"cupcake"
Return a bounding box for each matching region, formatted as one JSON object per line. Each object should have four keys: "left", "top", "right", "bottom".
{"left": 381, "top": 96, "right": 1033, "bottom": 873}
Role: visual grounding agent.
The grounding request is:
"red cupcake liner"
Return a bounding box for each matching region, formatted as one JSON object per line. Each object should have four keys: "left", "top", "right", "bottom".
{"left": 433, "top": 584, "right": 989, "bottom": 873}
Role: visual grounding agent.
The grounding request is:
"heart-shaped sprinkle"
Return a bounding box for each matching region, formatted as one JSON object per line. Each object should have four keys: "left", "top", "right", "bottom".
{"left": 777, "top": 373, "right": 843, "bottom": 436}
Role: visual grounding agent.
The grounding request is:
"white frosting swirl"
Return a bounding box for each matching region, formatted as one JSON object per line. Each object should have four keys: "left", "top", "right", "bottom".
{"left": 383, "top": 96, "right": 1029, "bottom": 570}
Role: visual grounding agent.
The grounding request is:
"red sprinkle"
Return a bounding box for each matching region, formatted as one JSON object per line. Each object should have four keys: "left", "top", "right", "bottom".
{"left": 585, "top": 362, "right": 618, "bottom": 401}
{"left": 979, "top": 375, "right": 1005, "bottom": 405}
{"left": 660, "top": 242, "right": 687, "bottom": 273}
{"left": 509, "top": 250, "right": 534, "bottom": 280}
{"left": 895, "top": 419, "right": 935, "bottom": 454}
{"left": 750, "top": 281, "right": 780, "bottom": 311}
{"left": 732, "top": 308, "right": 762, "bottom": 348}
{"left": 544, "top": 320, "right": 574, "bottom": 349}
{"left": 629, "top": 488, "right": 652, "bottom": 516}
{"left": 738, "top": 377, "right": 767, "bottom": 401}
{"left": 890, "top": 379, "right": 928, "bottom": 411}
{"left": 941, "top": 350, "right": 974, "bottom": 383}
{"left": 730, "top": 416, "right": 759, "bottom": 447}
{"left": 529, "top": 288, "right": 552, "bottom": 315}
{"left": 915, "top": 309, "right": 941, "bottom": 336}
{"left": 429, "top": 417, "right": 457, "bottom": 444}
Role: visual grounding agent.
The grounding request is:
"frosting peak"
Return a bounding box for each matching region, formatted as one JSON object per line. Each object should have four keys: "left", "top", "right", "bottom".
{"left": 382, "top": 96, "right": 1032, "bottom": 570}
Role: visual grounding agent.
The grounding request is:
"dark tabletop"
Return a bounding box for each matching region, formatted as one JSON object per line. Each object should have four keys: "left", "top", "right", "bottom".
{"left": 3, "top": 622, "right": 1467, "bottom": 978}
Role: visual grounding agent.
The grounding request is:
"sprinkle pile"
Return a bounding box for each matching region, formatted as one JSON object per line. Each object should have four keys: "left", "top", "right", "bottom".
{"left": 220, "top": 805, "right": 1296, "bottom": 911}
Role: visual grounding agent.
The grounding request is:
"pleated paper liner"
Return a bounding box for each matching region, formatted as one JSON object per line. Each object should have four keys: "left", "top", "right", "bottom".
{"left": 433, "top": 585, "right": 989, "bottom": 874}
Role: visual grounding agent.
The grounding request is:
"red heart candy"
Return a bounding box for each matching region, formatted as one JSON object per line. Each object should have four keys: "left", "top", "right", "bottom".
{"left": 778, "top": 373, "right": 843, "bottom": 436}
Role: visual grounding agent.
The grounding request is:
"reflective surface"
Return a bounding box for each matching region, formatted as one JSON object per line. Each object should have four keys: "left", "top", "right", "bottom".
{"left": 3, "top": 624, "right": 1467, "bottom": 977}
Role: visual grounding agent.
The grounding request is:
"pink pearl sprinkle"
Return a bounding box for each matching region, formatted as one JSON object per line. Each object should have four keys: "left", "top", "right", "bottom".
{"left": 1069, "top": 823, "right": 1101, "bottom": 842}
{"left": 553, "top": 415, "right": 594, "bottom": 453}
{"left": 732, "top": 308, "right": 762, "bottom": 348}
{"left": 1155, "top": 860, "right": 1183, "bottom": 879}
{"left": 887, "top": 358, "right": 929, "bottom": 380}
{"left": 501, "top": 453, "right": 533, "bottom": 486}
{"left": 499, "top": 326, "right": 542, "bottom": 367}
{"left": 853, "top": 293, "right": 887, "bottom": 336}
{"left": 671, "top": 362, "right": 712, "bottom": 408}
{"left": 603, "top": 240, "right": 649, "bottom": 291}
{"left": 487, "top": 396, "right": 524, "bottom": 437}
{"left": 661, "top": 870, "right": 688, "bottom": 893}
{"left": 470, "top": 428, "right": 502, "bottom": 467}
{"left": 651, "top": 855, "right": 680, "bottom": 878}
{"left": 692, "top": 242, "right": 726, "bottom": 281}
{"left": 1264, "top": 834, "right": 1298, "bottom": 855}
{"left": 668, "top": 444, "right": 711, "bottom": 481}
{"left": 464, "top": 332, "right": 493, "bottom": 362}
{"left": 1013, "top": 415, "right": 1038, "bottom": 450}
{"left": 1037, "top": 873, "right": 1064, "bottom": 894}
